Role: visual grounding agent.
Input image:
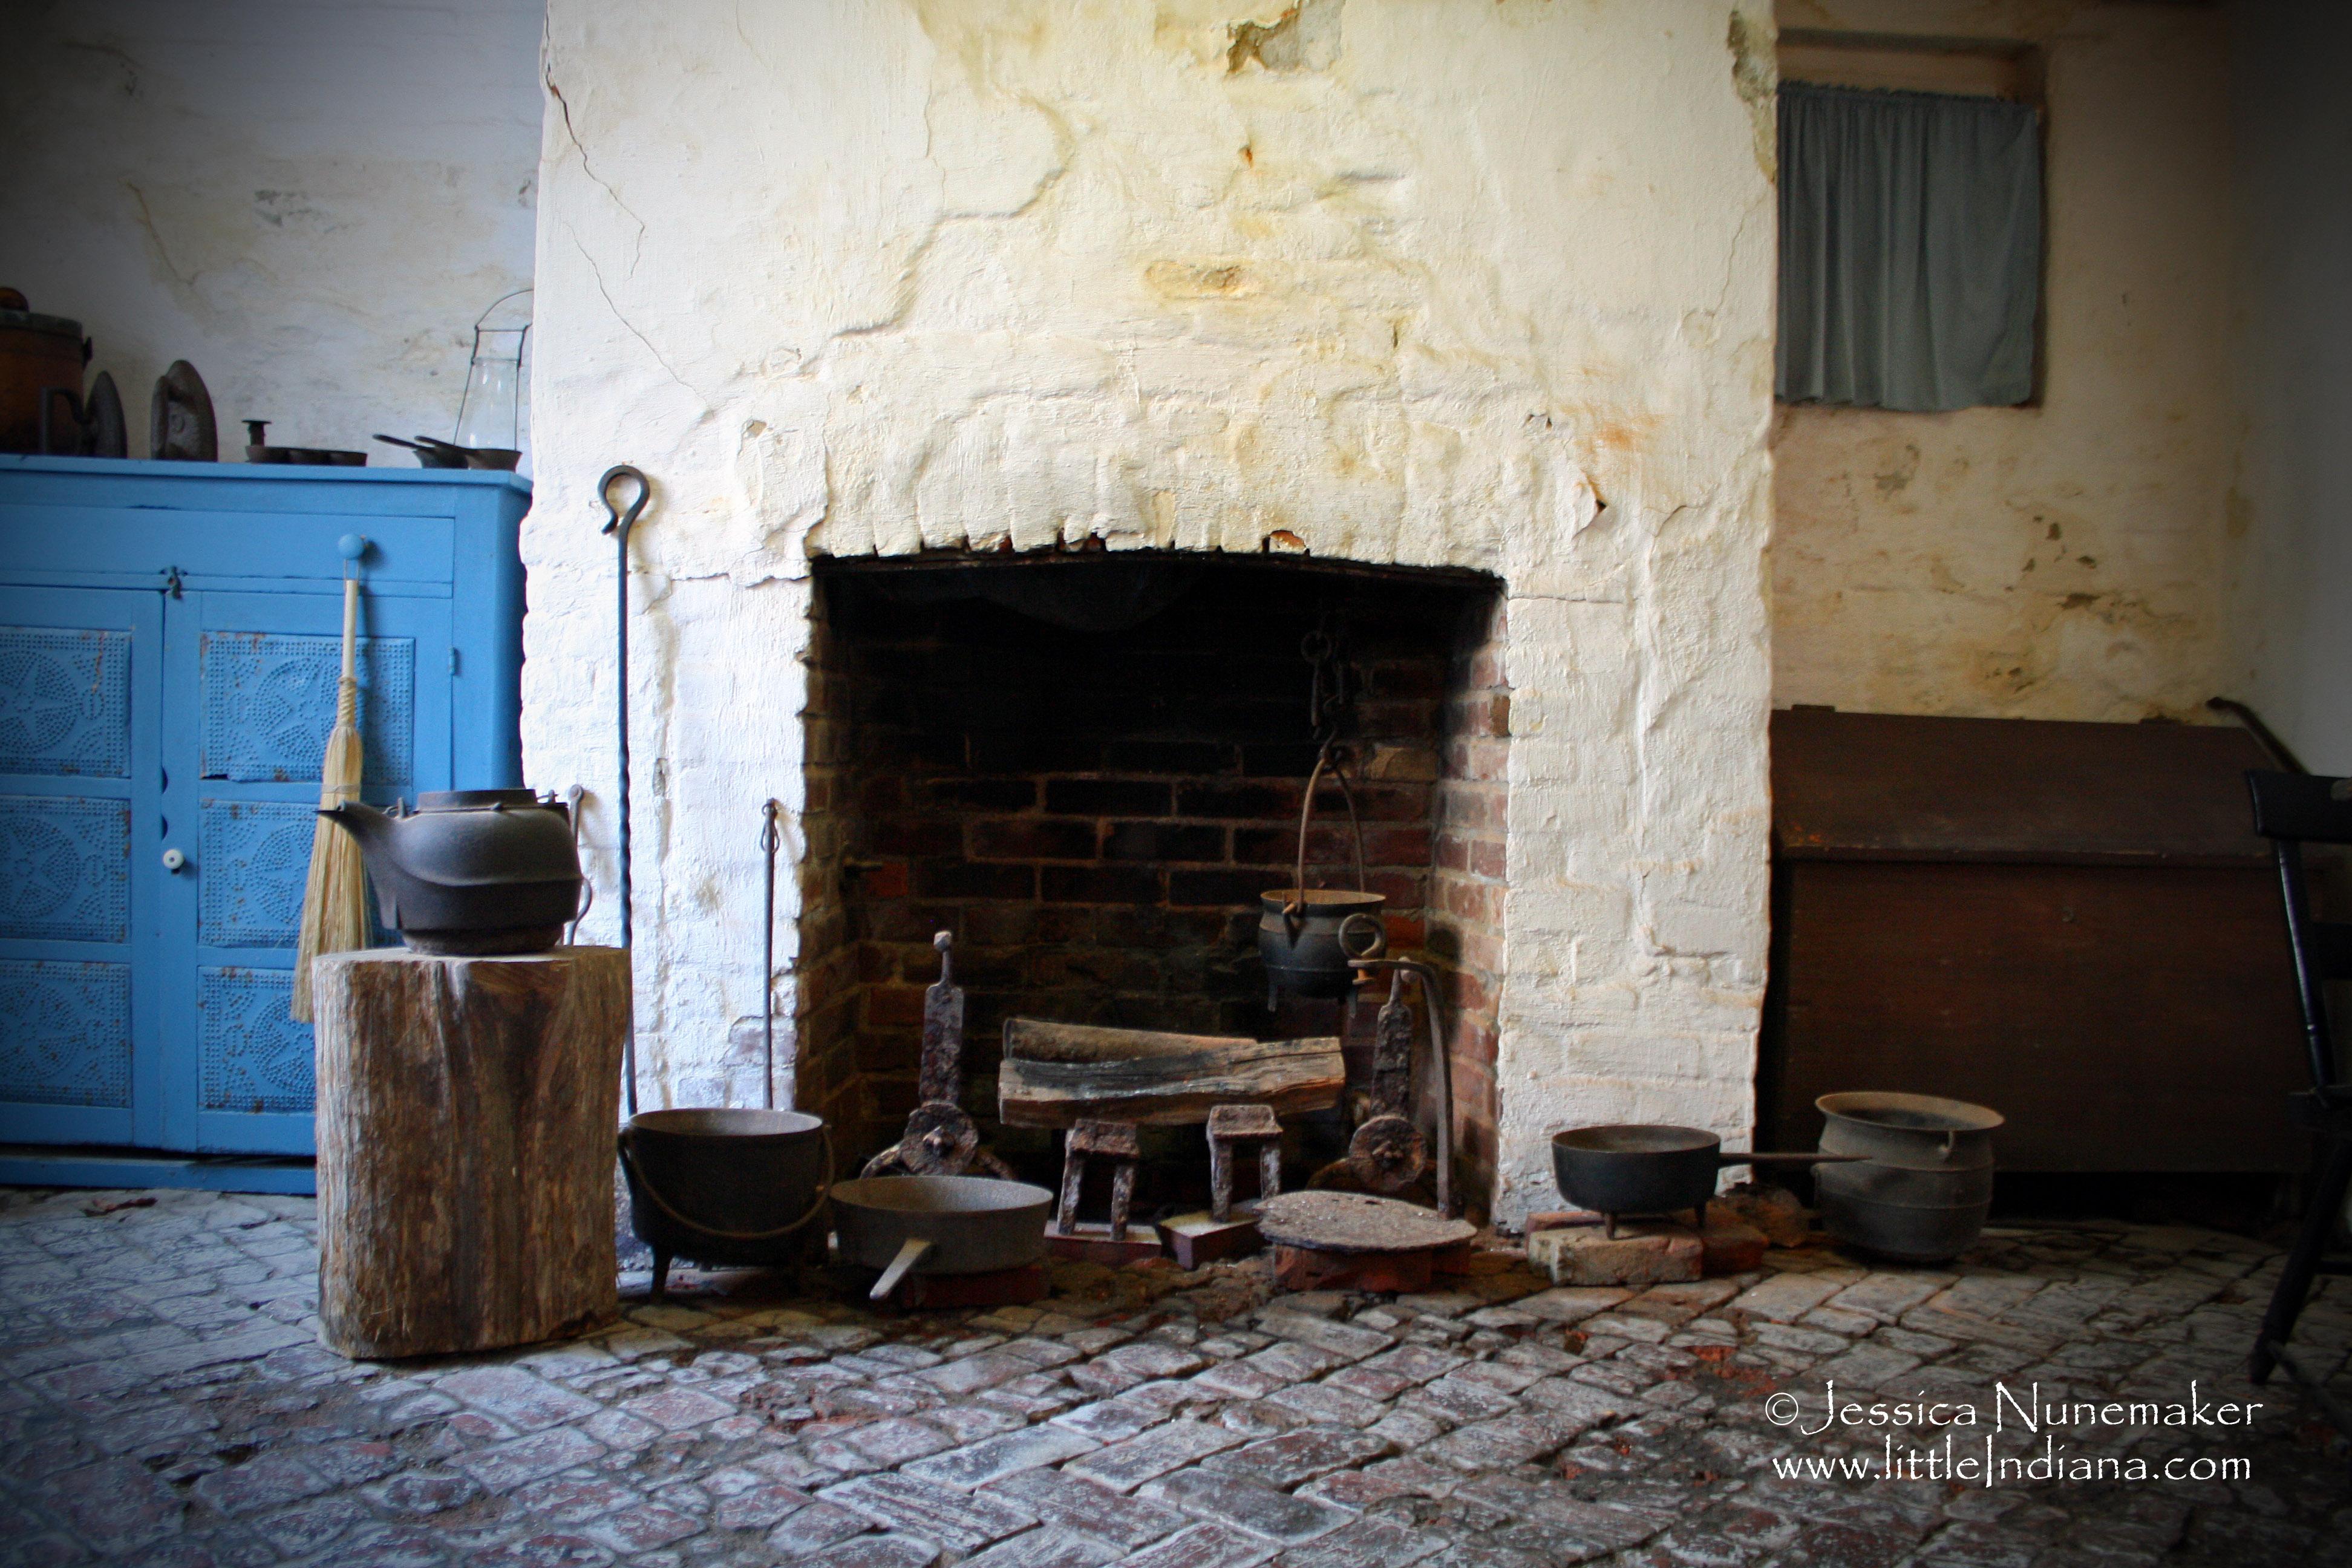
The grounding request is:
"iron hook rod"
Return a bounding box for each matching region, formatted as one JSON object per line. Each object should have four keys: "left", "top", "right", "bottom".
{"left": 760, "top": 799, "right": 782, "bottom": 1111}
{"left": 601, "top": 464, "right": 650, "bottom": 1114}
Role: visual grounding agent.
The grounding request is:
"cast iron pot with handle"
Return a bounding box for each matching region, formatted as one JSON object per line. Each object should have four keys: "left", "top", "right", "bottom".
{"left": 619, "top": 1109, "right": 834, "bottom": 1298}
{"left": 1551, "top": 1124, "right": 1858, "bottom": 1234}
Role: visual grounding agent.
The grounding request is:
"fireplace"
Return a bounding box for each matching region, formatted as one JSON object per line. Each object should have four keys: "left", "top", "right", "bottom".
{"left": 795, "top": 552, "right": 1508, "bottom": 1215}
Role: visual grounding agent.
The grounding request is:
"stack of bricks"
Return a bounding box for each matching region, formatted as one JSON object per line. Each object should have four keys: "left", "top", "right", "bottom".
{"left": 799, "top": 557, "right": 1509, "bottom": 1191}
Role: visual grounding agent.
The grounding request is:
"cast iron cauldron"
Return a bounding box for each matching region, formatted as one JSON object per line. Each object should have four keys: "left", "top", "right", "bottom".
{"left": 830, "top": 1175, "right": 1054, "bottom": 1302}
{"left": 322, "top": 788, "right": 582, "bottom": 954}
{"left": 619, "top": 1108, "right": 834, "bottom": 1298}
{"left": 1551, "top": 1124, "right": 1855, "bottom": 1231}
{"left": 1812, "top": 1092, "right": 2002, "bottom": 1264}
{"left": 1258, "top": 889, "right": 1387, "bottom": 1002}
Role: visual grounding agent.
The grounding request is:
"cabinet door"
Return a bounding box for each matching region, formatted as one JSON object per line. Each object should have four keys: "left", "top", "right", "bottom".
{"left": 161, "top": 588, "right": 450, "bottom": 1155}
{"left": 0, "top": 588, "right": 164, "bottom": 1146}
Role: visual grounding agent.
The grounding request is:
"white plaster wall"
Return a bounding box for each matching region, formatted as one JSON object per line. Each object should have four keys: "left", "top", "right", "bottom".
{"left": 0, "top": 0, "right": 544, "bottom": 457}
{"left": 2224, "top": 0, "right": 2352, "bottom": 776}
{"left": 528, "top": 0, "right": 1779, "bottom": 1223}
{"left": 1771, "top": 1, "right": 2235, "bottom": 722}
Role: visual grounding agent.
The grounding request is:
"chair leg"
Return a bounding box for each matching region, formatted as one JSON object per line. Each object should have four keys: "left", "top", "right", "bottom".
{"left": 2253, "top": 1137, "right": 2352, "bottom": 1385}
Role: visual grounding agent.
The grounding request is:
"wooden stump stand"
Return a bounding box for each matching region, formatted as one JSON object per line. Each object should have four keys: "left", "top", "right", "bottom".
{"left": 313, "top": 947, "right": 630, "bottom": 1359}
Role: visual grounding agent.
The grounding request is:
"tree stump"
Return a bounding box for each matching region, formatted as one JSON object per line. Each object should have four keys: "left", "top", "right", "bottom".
{"left": 313, "top": 947, "right": 630, "bottom": 1359}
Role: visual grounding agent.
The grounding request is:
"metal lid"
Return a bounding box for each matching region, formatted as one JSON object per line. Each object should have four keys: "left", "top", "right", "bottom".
{"left": 0, "top": 290, "right": 83, "bottom": 338}
{"left": 413, "top": 788, "right": 544, "bottom": 810}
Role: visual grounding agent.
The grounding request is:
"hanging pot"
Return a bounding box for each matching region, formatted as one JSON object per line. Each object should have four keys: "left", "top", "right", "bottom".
{"left": 1258, "top": 746, "right": 1386, "bottom": 1002}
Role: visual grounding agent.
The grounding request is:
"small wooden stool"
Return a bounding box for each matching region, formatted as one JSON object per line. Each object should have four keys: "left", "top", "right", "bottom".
{"left": 1056, "top": 1119, "right": 1140, "bottom": 1240}
{"left": 1207, "top": 1103, "right": 1282, "bottom": 1222}
{"left": 313, "top": 947, "right": 629, "bottom": 1359}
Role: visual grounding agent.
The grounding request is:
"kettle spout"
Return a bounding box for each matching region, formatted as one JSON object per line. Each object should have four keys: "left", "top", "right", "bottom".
{"left": 319, "top": 801, "right": 393, "bottom": 847}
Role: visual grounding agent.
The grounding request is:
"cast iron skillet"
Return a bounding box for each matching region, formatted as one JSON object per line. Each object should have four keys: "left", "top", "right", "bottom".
{"left": 829, "top": 1175, "right": 1054, "bottom": 1301}
{"left": 1551, "top": 1123, "right": 1856, "bottom": 1229}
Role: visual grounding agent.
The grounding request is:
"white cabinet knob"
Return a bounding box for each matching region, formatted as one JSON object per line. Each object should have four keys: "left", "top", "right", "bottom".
{"left": 162, "top": 848, "right": 187, "bottom": 872}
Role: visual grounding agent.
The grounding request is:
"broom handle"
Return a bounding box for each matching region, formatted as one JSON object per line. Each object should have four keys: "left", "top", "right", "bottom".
{"left": 338, "top": 577, "right": 359, "bottom": 728}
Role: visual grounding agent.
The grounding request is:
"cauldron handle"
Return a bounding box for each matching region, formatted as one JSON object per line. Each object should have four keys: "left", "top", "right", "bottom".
{"left": 616, "top": 1122, "right": 835, "bottom": 1243}
{"left": 1288, "top": 742, "right": 1371, "bottom": 920}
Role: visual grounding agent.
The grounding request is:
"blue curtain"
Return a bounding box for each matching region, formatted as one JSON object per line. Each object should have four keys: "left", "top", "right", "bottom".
{"left": 1777, "top": 82, "right": 2042, "bottom": 411}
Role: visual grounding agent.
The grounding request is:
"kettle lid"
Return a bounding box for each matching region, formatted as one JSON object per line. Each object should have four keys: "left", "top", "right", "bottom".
{"left": 414, "top": 788, "right": 542, "bottom": 811}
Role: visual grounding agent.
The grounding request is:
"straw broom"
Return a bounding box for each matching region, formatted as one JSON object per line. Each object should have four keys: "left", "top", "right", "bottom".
{"left": 291, "top": 573, "right": 368, "bottom": 1023}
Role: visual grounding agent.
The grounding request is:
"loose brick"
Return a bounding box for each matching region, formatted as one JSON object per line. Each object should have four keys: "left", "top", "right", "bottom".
{"left": 1529, "top": 1226, "right": 1702, "bottom": 1288}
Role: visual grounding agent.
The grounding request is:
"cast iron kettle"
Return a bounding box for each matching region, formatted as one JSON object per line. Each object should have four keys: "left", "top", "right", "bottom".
{"left": 323, "top": 788, "right": 583, "bottom": 954}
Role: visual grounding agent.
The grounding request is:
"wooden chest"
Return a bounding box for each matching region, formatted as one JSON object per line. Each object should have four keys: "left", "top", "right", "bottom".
{"left": 1760, "top": 710, "right": 2308, "bottom": 1173}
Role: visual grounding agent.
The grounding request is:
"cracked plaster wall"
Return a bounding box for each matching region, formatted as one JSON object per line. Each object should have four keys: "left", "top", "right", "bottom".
{"left": 1771, "top": 1, "right": 2235, "bottom": 722}
{"left": 0, "top": 0, "right": 544, "bottom": 457}
{"left": 527, "top": 0, "right": 1779, "bottom": 1224}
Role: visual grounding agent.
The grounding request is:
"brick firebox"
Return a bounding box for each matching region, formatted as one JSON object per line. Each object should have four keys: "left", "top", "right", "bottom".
{"left": 797, "top": 554, "right": 1509, "bottom": 1215}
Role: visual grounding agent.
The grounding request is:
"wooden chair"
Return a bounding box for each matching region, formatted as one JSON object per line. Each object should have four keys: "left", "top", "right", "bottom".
{"left": 2246, "top": 769, "right": 2352, "bottom": 1430}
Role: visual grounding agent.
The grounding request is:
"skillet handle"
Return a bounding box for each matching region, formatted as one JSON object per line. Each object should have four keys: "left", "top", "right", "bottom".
{"left": 871, "top": 1236, "right": 934, "bottom": 1301}
{"left": 1717, "top": 1151, "right": 1863, "bottom": 1167}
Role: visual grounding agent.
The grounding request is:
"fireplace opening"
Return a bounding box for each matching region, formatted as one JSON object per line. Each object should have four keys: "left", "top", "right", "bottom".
{"left": 798, "top": 552, "right": 1509, "bottom": 1217}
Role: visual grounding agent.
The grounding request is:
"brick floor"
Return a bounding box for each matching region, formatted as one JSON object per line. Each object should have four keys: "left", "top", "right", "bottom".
{"left": 1, "top": 1189, "right": 2349, "bottom": 1566}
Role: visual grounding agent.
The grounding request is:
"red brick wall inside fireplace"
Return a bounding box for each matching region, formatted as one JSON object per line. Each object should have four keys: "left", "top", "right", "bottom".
{"left": 797, "top": 554, "right": 1508, "bottom": 1212}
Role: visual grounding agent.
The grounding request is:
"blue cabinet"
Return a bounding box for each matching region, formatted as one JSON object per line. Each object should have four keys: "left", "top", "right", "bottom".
{"left": 0, "top": 457, "right": 528, "bottom": 1184}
